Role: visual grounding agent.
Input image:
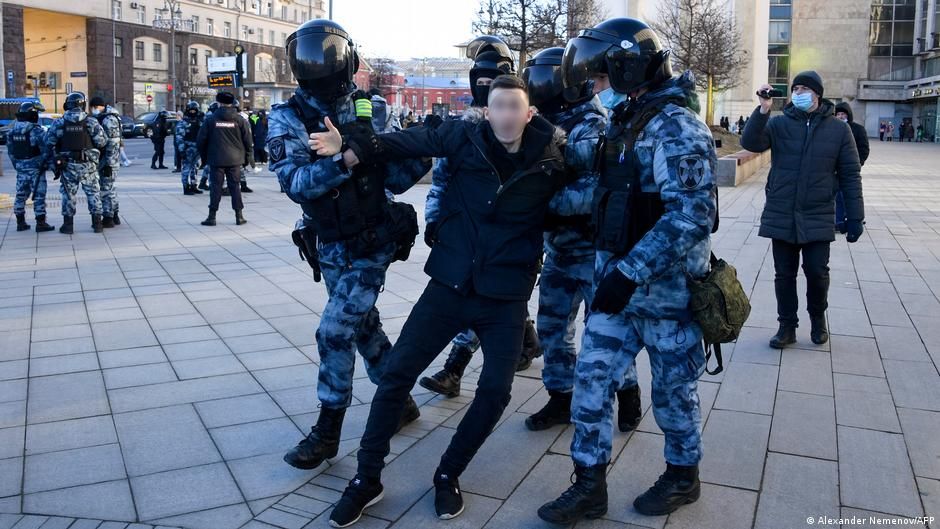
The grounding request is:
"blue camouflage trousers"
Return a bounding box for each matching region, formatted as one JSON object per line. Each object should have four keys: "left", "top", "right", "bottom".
{"left": 14, "top": 168, "right": 47, "bottom": 216}
{"left": 315, "top": 241, "right": 395, "bottom": 409}
{"left": 571, "top": 313, "right": 705, "bottom": 468}
{"left": 537, "top": 252, "right": 638, "bottom": 393}
{"left": 180, "top": 142, "right": 200, "bottom": 186}
{"left": 60, "top": 163, "right": 102, "bottom": 217}
{"left": 99, "top": 165, "right": 119, "bottom": 217}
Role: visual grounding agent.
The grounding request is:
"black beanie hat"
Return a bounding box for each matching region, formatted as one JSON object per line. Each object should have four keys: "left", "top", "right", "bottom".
{"left": 792, "top": 71, "right": 824, "bottom": 97}
{"left": 89, "top": 96, "right": 105, "bottom": 107}
{"left": 216, "top": 91, "right": 236, "bottom": 104}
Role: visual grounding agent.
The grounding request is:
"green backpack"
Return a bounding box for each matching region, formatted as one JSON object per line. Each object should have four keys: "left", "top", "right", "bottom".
{"left": 688, "top": 253, "right": 751, "bottom": 375}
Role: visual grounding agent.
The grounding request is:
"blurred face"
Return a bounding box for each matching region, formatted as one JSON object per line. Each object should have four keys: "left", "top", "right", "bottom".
{"left": 591, "top": 73, "right": 610, "bottom": 94}
{"left": 835, "top": 111, "right": 848, "bottom": 122}
{"left": 484, "top": 86, "right": 534, "bottom": 146}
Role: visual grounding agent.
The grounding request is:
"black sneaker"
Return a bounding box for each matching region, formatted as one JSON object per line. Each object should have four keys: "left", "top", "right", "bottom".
{"left": 330, "top": 475, "right": 384, "bottom": 528}
{"left": 433, "top": 469, "right": 464, "bottom": 520}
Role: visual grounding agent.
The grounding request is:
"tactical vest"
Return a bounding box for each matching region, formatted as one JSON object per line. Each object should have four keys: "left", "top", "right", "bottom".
{"left": 9, "top": 124, "right": 40, "bottom": 159}
{"left": 287, "top": 94, "right": 390, "bottom": 247}
{"left": 58, "top": 118, "right": 94, "bottom": 153}
{"left": 593, "top": 97, "right": 684, "bottom": 255}
{"left": 184, "top": 118, "right": 201, "bottom": 142}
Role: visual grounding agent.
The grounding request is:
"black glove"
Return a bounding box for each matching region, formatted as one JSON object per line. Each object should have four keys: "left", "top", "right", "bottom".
{"left": 424, "top": 221, "right": 439, "bottom": 247}
{"left": 345, "top": 127, "right": 383, "bottom": 165}
{"left": 846, "top": 219, "right": 864, "bottom": 243}
{"left": 101, "top": 165, "right": 112, "bottom": 178}
{"left": 423, "top": 114, "right": 443, "bottom": 129}
{"left": 591, "top": 270, "right": 638, "bottom": 315}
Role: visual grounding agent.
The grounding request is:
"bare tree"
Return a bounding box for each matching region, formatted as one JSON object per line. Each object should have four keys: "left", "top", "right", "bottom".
{"left": 651, "top": 0, "right": 748, "bottom": 124}
{"left": 368, "top": 58, "right": 399, "bottom": 96}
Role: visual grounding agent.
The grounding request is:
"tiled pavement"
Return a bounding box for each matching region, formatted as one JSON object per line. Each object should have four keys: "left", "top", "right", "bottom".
{"left": 0, "top": 140, "right": 938, "bottom": 529}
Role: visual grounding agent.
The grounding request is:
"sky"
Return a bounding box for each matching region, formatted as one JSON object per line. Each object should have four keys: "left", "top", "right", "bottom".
{"left": 330, "top": 0, "right": 481, "bottom": 60}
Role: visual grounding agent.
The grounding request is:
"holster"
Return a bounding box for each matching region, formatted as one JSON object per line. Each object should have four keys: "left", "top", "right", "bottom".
{"left": 291, "top": 225, "right": 322, "bottom": 282}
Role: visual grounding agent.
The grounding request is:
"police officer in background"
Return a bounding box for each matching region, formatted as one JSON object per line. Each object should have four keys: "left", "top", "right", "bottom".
{"left": 176, "top": 101, "right": 204, "bottom": 196}
{"left": 150, "top": 110, "right": 170, "bottom": 169}
{"left": 197, "top": 102, "right": 218, "bottom": 192}
{"left": 89, "top": 96, "right": 123, "bottom": 228}
{"left": 197, "top": 92, "right": 252, "bottom": 226}
{"left": 8, "top": 101, "right": 54, "bottom": 232}
{"left": 44, "top": 92, "right": 108, "bottom": 234}
{"left": 267, "top": 19, "right": 430, "bottom": 473}
{"left": 538, "top": 19, "right": 717, "bottom": 523}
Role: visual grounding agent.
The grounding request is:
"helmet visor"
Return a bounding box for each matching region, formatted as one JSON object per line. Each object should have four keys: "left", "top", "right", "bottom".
{"left": 521, "top": 63, "right": 562, "bottom": 110}
{"left": 562, "top": 37, "right": 611, "bottom": 99}
{"left": 288, "top": 32, "right": 351, "bottom": 82}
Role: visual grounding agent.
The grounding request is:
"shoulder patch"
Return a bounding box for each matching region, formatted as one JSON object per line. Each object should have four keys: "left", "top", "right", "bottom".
{"left": 268, "top": 136, "right": 287, "bottom": 162}
{"left": 671, "top": 154, "right": 708, "bottom": 189}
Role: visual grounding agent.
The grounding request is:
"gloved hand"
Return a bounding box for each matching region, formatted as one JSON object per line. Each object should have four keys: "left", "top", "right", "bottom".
{"left": 351, "top": 90, "right": 373, "bottom": 123}
{"left": 101, "top": 165, "right": 112, "bottom": 178}
{"left": 590, "top": 269, "right": 638, "bottom": 314}
{"left": 846, "top": 219, "right": 864, "bottom": 243}
{"left": 424, "top": 221, "right": 438, "bottom": 247}
{"left": 345, "top": 127, "right": 383, "bottom": 165}
{"left": 423, "top": 114, "right": 443, "bottom": 129}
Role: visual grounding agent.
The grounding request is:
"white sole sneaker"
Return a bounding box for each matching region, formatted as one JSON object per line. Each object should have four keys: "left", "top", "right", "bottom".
{"left": 329, "top": 490, "right": 385, "bottom": 528}
{"left": 438, "top": 502, "right": 465, "bottom": 520}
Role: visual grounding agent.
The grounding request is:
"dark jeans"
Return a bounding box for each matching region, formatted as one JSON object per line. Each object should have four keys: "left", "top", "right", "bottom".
{"left": 151, "top": 137, "right": 165, "bottom": 166}
{"left": 357, "top": 280, "right": 527, "bottom": 479}
{"left": 772, "top": 239, "right": 831, "bottom": 326}
{"left": 834, "top": 191, "right": 846, "bottom": 230}
{"left": 209, "top": 165, "right": 244, "bottom": 211}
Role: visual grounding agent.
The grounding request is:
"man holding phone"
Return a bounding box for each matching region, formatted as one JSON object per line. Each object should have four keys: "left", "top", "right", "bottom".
{"left": 741, "top": 71, "right": 864, "bottom": 349}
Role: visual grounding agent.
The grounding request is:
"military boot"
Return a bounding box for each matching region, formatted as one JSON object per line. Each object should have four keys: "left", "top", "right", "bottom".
{"left": 769, "top": 324, "right": 797, "bottom": 349}
{"left": 235, "top": 209, "right": 247, "bottom": 225}
{"left": 525, "top": 390, "right": 572, "bottom": 431}
{"left": 419, "top": 344, "right": 474, "bottom": 398}
{"left": 112, "top": 208, "right": 121, "bottom": 225}
{"left": 102, "top": 216, "right": 115, "bottom": 228}
{"left": 15, "top": 213, "right": 30, "bottom": 231}
{"left": 810, "top": 314, "right": 829, "bottom": 345}
{"left": 617, "top": 384, "right": 642, "bottom": 432}
{"left": 284, "top": 406, "right": 345, "bottom": 470}
{"left": 92, "top": 215, "right": 104, "bottom": 233}
{"left": 240, "top": 181, "right": 253, "bottom": 193}
{"left": 183, "top": 184, "right": 195, "bottom": 195}
{"left": 59, "top": 216, "right": 74, "bottom": 235}
{"left": 198, "top": 177, "right": 209, "bottom": 190}
{"left": 396, "top": 395, "right": 421, "bottom": 432}
{"left": 537, "top": 464, "right": 608, "bottom": 524}
{"left": 633, "top": 463, "right": 701, "bottom": 516}
{"left": 516, "top": 319, "right": 542, "bottom": 371}
{"left": 192, "top": 183, "right": 203, "bottom": 194}
{"left": 201, "top": 209, "right": 217, "bottom": 226}
{"left": 34, "top": 215, "right": 54, "bottom": 232}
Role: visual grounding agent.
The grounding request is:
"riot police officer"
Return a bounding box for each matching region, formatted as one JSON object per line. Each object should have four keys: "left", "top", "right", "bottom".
{"left": 176, "top": 101, "right": 204, "bottom": 195}
{"left": 538, "top": 18, "right": 718, "bottom": 523}
{"left": 266, "top": 19, "right": 431, "bottom": 472}
{"left": 7, "top": 101, "right": 54, "bottom": 232}
{"left": 44, "top": 92, "right": 108, "bottom": 234}
{"left": 197, "top": 102, "right": 218, "bottom": 191}
{"left": 150, "top": 109, "right": 170, "bottom": 169}
{"left": 89, "top": 96, "right": 123, "bottom": 227}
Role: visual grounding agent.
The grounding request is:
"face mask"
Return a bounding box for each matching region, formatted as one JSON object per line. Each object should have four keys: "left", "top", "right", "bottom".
{"left": 91, "top": 108, "right": 101, "bottom": 116}
{"left": 598, "top": 87, "right": 628, "bottom": 111}
{"left": 791, "top": 92, "right": 814, "bottom": 111}
{"left": 839, "top": 116, "right": 848, "bottom": 123}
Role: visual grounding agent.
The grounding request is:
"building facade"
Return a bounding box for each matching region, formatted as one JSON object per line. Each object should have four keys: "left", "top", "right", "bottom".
{"left": 2, "top": 0, "right": 324, "bottom": 116}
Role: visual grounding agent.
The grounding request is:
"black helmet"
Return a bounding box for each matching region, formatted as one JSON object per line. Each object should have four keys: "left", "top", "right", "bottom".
{"left": 470, "top": 54, "right": 515, "bottom": 107}
{"left": 63, "top": 91, "right": 87, "bottom": 112}
{"left": 208, "top": 102, "right": 220, "bottom": 112}
{"left": 466, "top": 35, "right": 514, "bottom": 67}
{"left": 562, "top": 17, "right": 672, "bottom": 98}
{"left": 16, "top": 101, "right": 45, "bottom": 122}
{"left": 286, "top": 19, "right": 359, "bottom": 99}
{"left": 522, "top": 47, "right": 590, "bottom": 114}
{"left": 159, "top": 110, "right": 170, "bottom": 118}
{"left": 185, "top": 100, "right": 200, "bottom": 117}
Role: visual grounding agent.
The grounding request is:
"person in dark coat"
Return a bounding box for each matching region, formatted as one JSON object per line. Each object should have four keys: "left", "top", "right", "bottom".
{"left": 250, "top": 109, "right": 268, "bottom": 170}
{"left": 742, "top": 71, "right": 864, "bottom": 350}
{"left": 196, "top": 91, "right": 253, "bottom": 226}
{"left": 834, "top": 102, "right": 870, "bottom": 234}
{"left": 150, "top": 110, "right": 170, "bottom": 169}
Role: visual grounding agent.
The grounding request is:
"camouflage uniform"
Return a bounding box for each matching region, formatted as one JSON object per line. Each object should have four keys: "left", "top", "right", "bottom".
{"left": 44, "top": 109, "right": 107, "bottom": 217}
{"left": 7, "top": 121, "right": 49, "bottom": 217}
{"left": 176, "top": 115, "right": 202, "bottom": 187}
{"left": 570, "top": 72, "right": 717, "bottom": 468}
{"left": 267, "top": 87, "right": 430, "bottom": 408}
{"left": 538, "top": 96, "right": 639, "bottom": 393}
{"left": 95, "top": 106, "right": 122, "bottom": 217}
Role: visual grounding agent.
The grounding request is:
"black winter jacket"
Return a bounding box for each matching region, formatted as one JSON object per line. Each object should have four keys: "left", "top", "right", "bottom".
{"left": 197, "top": 107, "right": 254, "bottom": 168}
{"left": 834, "top": 102, "right": 870, "bottom": 166}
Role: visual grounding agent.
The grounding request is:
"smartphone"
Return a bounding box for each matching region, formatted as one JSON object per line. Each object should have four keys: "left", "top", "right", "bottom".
{"left": 757, "top": 88, "right": 784, "bottom": 100}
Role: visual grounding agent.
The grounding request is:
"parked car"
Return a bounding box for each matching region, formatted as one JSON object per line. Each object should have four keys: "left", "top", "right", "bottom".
{"left": 121, "top": 115, "right": 146, "bottom": 138}
{"left": 134, "top": 112, "right": 178, "bottom": 139}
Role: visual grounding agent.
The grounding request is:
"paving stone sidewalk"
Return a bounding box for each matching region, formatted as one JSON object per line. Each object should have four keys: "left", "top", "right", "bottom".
{"left": 0, "top": 141, "right": 938, "bottom": 529}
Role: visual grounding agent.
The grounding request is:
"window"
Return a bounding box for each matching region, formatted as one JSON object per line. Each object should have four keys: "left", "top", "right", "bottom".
{"left": 269, "top": 30, "right": 275, "bottom": 45}
{"left": 768, "top": 1, "right": 791, "bottom": 98}
{"left": 224, "top": 21, "right": 232, "bottom": 38}
{"left": 135, "top": 41, "right": 145, "bottom": 61}
{"left": 294, "top": 8, "right": 298, "bottom": 22}
{"left": 204, "top": 49, "right": 213, "bottom": 66}
{"left": 114, "top": 37, "right": 123, "bottom": 58}
{"left": 136, "top": 5, "right": 146, "bottom": 24}
{"left": 281, "top": 5, "right": 288, "bottom": 19}
{"left": 207, "top": 18, "right": 214, "bottom": 36}
{"left": 242, "top": 25, "right": 248, "bottom": 40}
{"left": 191, "top": 16, "right": 199, "bottom": 33}
{"left": 190, "top": 48, "right": 198, "bottom": 66}
{"left": 769, "top": 21, "right": 791, "bottom": 43}
{"left": 301, "top": 10, "right": 307, "bottom": 22}
{"left": 868, "top": 0, "right": 917, "bottom": 81}
{"left": 258, "top": 27, "right": 264, "bottom": 44}
{"left": 153, "top": 43, "right": 162, "bottom": 63}
{"left": 175, "top": 45, "right": 182, "bottom": 66}
{"left": 112, "top": 0, "right": 121, "bottom": 20}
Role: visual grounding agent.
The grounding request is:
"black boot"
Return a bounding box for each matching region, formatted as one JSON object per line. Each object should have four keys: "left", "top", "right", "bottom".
{"left": 15, "top": 213, "right": 30, "bottom": 231}
{"left": 537, "top": 464, "right": 608, "bottom": 524}
{"left": 810, "top": 314, "right": 829, "bottom": 345}
{"left": 240, "top": 181, "right": 253, "bottom": 193}
{"left": 283, "top": 406, "right": 345, "bottom": 470}
{"left": 516, "top": 319, "right": 542, "bottom": 371}
{"left": 92, "top": 215, "right": 104, "bottom": 233}
{"left": 419, "top": 344, "right": 474, "bottom": 398}
{"left": 198, "top": 177, "right": 209, "bottom": 191}
{"left": 59, "top": 215, "right": 73, "bottom": 235}
{"left": 102, "top": 216, "right": 115, "bottom": 228}
{"left": 201, "top": 209, "right": 217, "bottom": 226}
{"left": 633, "top": 463, "right": 701, "bottom": 516}
{"left": 184, "top": 184, "right": 195, "bottom": 195}
{"left": 235, "top": 209, "right": 247, "bottom": 225}
{"left": 525, "top": 390, "right": 572, "bottom": 431}
{"left": 112, "top": 208, "right": 120, "bottom": 225}
{"left": 617, "top": 384, "right": 642, "bottom": 432}
{"left": 35, "top": 215, "right": 54, "bottom": 232}
{"left": 396, "top": 395, "right": 420, "bottom": 432}
{"left": 769, "top": 324, "right": 797, "bottom": 349}
{"left": 192, "top": 183, "right": 203, "bottom": 194}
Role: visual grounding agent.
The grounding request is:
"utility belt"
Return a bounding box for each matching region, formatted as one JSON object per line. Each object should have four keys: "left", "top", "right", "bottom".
{"left": 300, "top": 199, "right": 419, "bottom": 263}
{"left": 544, "top": 213, "right": 594, "bottom": 239}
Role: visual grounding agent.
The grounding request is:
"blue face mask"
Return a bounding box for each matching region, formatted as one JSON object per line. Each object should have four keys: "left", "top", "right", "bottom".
{"left": 791, "top": 92, "right": 814, "bottom": 111}
{"left": 598, "top": 88, "right": 628, "bottom": 111}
